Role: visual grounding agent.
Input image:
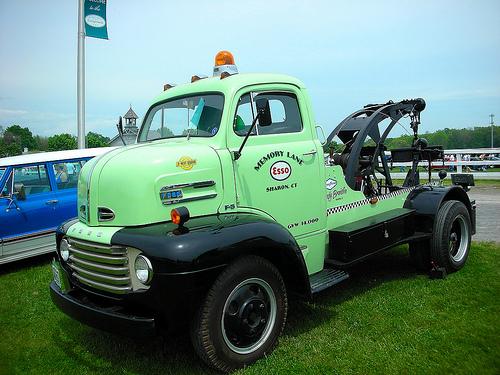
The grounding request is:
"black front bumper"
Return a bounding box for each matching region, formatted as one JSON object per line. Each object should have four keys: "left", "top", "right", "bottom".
{"left": 50, "top": 281, "right": 157, "bottom": 337}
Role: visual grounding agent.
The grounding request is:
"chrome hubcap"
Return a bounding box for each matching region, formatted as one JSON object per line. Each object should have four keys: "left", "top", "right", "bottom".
{"left": 449, "top": 215, "right": 468, "bottom": 262}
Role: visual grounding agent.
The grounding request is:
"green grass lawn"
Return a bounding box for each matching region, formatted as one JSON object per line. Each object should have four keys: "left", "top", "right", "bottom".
{"left": 1, "top": 243, "right": 499, "bottom": 375}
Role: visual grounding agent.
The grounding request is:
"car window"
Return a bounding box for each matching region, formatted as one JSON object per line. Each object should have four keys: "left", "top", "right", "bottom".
{"left": 234, "top": 92, "right": 302, "bottom": 136}
{"left": 13, "top": 164, "right": 51, "bottom": 195}
{"left": 53, "top": 161, "right": 83, "bottom": 190}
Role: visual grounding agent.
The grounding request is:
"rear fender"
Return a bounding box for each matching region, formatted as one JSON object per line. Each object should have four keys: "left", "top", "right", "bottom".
{"left": 404, "top": 185, "right": 474, "bottom": 233}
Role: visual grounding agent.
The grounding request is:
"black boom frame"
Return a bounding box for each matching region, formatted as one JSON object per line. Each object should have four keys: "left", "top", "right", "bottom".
{"left": 327, "top": 98, "right": 443, "bottom": 193}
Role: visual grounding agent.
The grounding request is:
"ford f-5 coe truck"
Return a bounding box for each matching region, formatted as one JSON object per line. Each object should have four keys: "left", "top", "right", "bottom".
{"left": 50, "top": 51, "right": 475, "bottom": 372}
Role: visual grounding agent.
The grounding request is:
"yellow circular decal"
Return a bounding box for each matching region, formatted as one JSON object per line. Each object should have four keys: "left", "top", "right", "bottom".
{"left": 176, "top": 156, "right": 197, "bottom": 170}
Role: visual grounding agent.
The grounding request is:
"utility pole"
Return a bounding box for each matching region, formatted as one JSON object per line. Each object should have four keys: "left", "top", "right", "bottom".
{"left": 77, "top": 0, "right": 86, "bottom": 149}
{"left": 490, "top": 114, "right": 495, "bottom": 149}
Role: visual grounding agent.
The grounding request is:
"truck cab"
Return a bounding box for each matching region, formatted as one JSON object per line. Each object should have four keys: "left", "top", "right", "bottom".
{"left": 50, "top": 52, "right": 475, "bottom": 372}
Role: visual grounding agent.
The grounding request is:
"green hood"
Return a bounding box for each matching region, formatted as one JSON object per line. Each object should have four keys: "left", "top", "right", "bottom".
{"left": 78, "top": 140, "right": 224, "bottom": 227}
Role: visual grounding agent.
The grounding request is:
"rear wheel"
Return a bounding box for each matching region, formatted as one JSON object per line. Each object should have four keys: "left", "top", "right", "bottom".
{"left": 190, "top": 256, "right": 287, "bottom": 372}
{"left": 430, "top": 200, "right": 471, "bottom": 273}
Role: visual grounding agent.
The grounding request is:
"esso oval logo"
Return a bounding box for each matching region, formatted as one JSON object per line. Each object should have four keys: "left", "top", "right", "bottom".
{"left": 270, "top": 161, "right": 292, "bottom": 181}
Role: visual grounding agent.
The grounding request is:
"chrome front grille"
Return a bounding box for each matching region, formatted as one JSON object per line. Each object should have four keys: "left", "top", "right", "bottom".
{"left": 67, "top": 238, "right": 132, "bottom": 294}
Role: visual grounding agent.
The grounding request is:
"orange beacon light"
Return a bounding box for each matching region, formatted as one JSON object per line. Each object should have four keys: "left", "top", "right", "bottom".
{"left": 213, "top": 50, "right": 238, "bottom": 77}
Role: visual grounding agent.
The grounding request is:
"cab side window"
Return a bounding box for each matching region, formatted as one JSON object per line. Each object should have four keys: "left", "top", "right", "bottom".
{"left": 53, "top": 161, "right": 83, "bottom": 190}
{"left": 234, "top": 92, "right": 303, "bottom": 136}
{"left": 13, "top": 164, "right": 51, "bottom": 195}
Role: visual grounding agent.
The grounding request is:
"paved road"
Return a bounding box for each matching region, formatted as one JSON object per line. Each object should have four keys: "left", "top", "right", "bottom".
{"left": 468, "top": 186, "right": 500, "bottom": 243}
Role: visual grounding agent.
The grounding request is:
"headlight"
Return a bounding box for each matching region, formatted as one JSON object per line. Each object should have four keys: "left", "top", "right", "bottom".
{"left": 134, "top": 255, "right": 153, "bottom": 284}
{"left": 60, "top": 238, "right": 70, "bottom": 261}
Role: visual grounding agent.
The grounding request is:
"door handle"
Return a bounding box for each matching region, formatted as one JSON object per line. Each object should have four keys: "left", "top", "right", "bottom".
{"left": 45, "top": 199, "right": 59, "bottom": 205}
{"left": 303, "top": 150, "right": 317, "bottom": 156}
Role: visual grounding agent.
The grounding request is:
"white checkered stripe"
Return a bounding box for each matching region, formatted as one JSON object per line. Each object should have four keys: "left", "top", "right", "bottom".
{"left": 326, "top": 187, "right": 415, "bottom": 216}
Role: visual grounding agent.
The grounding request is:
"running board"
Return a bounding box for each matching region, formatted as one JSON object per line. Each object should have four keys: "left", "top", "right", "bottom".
{"left": 310, "top": 268, "right": 349, "bottom": 294}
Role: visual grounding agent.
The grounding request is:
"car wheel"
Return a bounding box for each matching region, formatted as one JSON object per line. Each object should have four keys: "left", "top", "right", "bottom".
{"left": 430, "top": 200, "right": 472, "bottom": 272}
{"left": 190, "top": 255, "right": 287, "bottom": 372}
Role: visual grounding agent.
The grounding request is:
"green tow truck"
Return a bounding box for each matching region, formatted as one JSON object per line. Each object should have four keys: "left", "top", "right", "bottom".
{"left": 50, "top": 51, "right": 476, "bottom": 372}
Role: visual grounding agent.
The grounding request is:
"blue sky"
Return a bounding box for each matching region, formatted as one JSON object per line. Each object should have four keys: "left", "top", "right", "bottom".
{"left": 0, "top": 0, "right": 499, "bottom": 139}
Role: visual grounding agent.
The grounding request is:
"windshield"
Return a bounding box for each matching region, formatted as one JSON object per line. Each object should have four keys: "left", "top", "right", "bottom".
{"left": 138, "top": 94, "right": 224, "bottom": 142}
{"left": 0, "top": 168, "right": 4, "bottom": 180}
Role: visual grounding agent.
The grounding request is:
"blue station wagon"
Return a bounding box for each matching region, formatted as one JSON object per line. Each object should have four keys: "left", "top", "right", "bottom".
{"left": 0, "top": 147, "right": 115, "bottom": 264}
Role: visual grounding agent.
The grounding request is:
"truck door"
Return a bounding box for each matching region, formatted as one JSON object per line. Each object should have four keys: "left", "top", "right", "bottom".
{"left": 228, "top": 87, "right": 325, "bottom": 237}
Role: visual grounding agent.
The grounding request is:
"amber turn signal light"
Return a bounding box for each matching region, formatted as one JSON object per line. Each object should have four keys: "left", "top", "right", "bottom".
{"left": 171, "top": 206, "right": 190, "bottom": 226}
{"left": 191, "top": 75, "right": 207, "bottom": 83}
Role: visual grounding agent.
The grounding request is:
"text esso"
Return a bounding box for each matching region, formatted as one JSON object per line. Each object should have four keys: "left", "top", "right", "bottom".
{"left": 270, "top": 161, "right": 292, "bottom": 181}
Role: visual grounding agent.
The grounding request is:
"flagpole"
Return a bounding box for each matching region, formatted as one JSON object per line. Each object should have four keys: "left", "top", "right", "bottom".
{"left": 77, "top": 0, "right": 86, "bottom": 149}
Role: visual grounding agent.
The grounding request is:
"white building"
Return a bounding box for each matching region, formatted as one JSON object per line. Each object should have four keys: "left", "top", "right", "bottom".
{"left": 109, "top": 106, "right": 139, "bottom": 146}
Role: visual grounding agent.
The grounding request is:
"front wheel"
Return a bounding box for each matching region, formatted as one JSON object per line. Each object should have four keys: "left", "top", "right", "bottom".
{"left": 190, "top": 256, "right": 287, "bottom": 372}
{"left": 431, "top": 200, "right": 472, "bottom": 273}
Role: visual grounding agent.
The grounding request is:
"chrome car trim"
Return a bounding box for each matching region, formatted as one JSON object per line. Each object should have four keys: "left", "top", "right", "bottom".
{"left": 2, "top": 229, "right": 55, "bottom": 244}
{"left": 161, "top": 180, "right": 215, "bottom": 190}
{"left": 161, "top": 193, "right": 218, "bottom": 206}
{"left": 65, "top": 238, "right": 131, "bottom": 295}
{"left": 73, "top": 273, "right": 132, "bottom": 294}
{"left": 97, "top": 207, "right": 115, "bottom": 222}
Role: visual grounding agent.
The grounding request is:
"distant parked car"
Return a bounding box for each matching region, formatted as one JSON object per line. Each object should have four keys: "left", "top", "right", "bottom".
{"left": 0, "top": 147, "right": 115, "bottom": 264}
{"left": 469, "top": 156, "right": 487, "bottom": 171}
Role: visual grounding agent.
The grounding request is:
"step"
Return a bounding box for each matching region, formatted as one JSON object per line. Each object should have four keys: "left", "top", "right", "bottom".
{"left": 310, "top": 268, "right": 349, "bottom": 294}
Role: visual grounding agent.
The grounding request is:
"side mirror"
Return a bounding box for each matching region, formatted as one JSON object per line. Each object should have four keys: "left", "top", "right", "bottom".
{"left": 117, "top": 116, "right": 124, "bottom": 135}
{"left": 316, "top": 125, "right": 327, "bottom": 146}
{"left": 13, "top": 183, "right": 26, "bottom": 201}
{"left": 116, "top": 116, "right": 126, "bottom": 146}
{"left": 255, "top": 98, "right": 272, "bottom": 127}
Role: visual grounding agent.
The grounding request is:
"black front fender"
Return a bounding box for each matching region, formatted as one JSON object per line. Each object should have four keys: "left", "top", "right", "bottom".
{"left": 111, "top": 213, "right": 311, "bottom": 298}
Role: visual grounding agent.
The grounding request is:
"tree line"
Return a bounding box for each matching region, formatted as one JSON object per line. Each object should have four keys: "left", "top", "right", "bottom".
{"left": 0, "top": 125, "right": 110, "bottom": 158}
{"left": 1, "top": 123, "right": 499, "bottom": 159}
{"left": 325, "top": 125, "right": 500, "bottom": 152}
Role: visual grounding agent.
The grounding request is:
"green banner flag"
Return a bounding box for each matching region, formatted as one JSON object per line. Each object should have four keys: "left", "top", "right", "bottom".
{"left": 84, "top": 0, "right": 108, "bottom": 40}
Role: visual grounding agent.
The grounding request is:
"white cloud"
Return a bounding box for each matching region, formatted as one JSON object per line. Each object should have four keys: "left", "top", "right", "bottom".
{"left": 0, "top": 108, "right": 28, "bottom": 116}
